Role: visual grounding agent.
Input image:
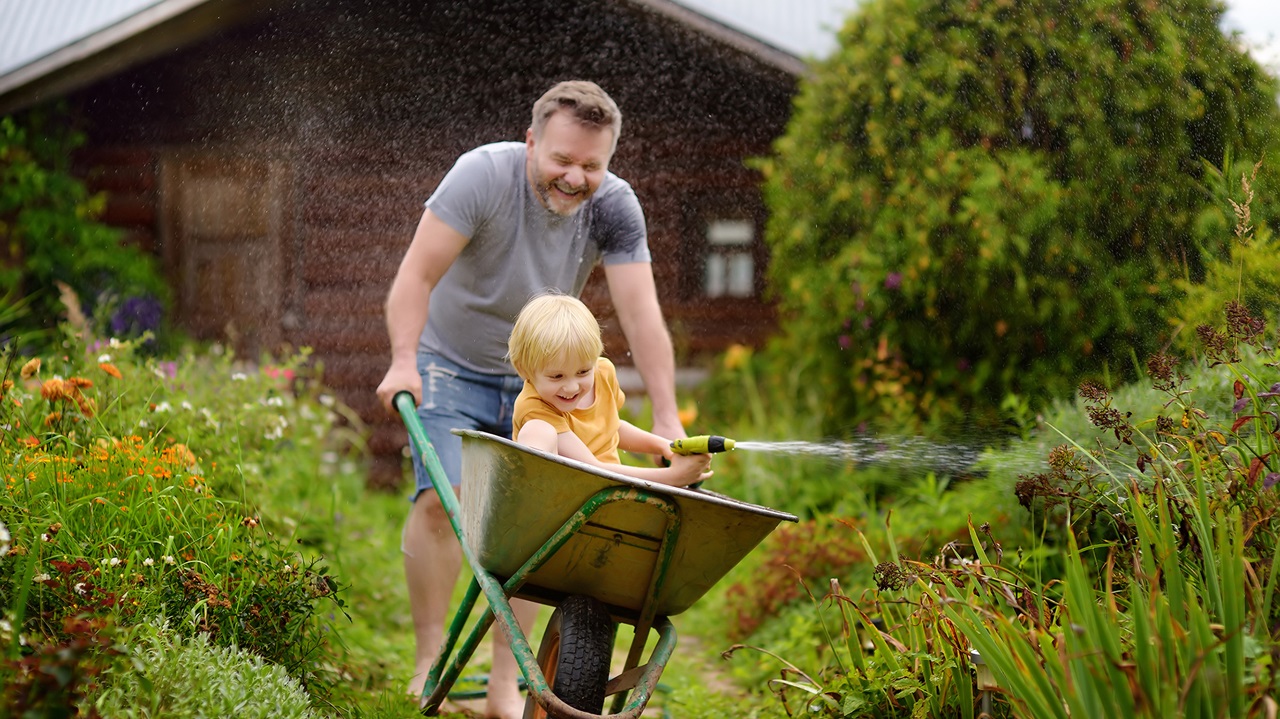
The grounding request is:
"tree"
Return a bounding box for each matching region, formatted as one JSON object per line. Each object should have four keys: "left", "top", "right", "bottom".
{"left": 754, "top": 0, "right": 1280, "bottom": 433}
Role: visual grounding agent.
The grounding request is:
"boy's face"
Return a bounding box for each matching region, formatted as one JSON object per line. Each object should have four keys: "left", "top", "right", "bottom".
{"left": 530, "top": 352, "right": 597, "bottom": 412}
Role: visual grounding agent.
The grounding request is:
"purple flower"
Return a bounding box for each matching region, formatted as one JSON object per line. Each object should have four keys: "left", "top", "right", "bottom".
{"left": 110, "top": 295, "right": 164, "bottom": 338}
{"left": 884, "top": 272, "right": 902, "bottom": 290}
{"left": 1265, "top": 473, "right": 1280, "bottom": 491}
{"left": 838, "top": 335, "right": 852, "bottom": 350}
{"left": 956, "top": 358, "right": 971, "bottom": 372}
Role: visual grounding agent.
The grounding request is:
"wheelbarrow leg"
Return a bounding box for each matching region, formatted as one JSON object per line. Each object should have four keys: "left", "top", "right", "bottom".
{"left": 419, "top": 578, "right": 484, "bottom": 713}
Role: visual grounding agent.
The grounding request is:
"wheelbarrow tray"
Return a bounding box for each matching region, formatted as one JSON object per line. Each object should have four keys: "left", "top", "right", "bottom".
{"left": 458, "top": 429, "right": 795, "bottom": 618}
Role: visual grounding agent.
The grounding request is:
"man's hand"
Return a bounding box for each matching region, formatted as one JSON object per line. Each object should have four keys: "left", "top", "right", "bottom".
{"left": 376, "top": 361, "right": 422, "bottom": 413}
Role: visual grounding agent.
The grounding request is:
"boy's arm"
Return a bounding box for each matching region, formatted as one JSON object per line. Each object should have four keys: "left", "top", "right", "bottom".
{"left": 515, "top": 420, "right": 560, "bottom": 455}
{"left": 617, "top": 421, "right": 674, "bottom": 461}
{"left": 516, "top": 421, "right": 712, "bottom": 488}
{"left": 556, "top": 428, "right": 710, "bottom": 487}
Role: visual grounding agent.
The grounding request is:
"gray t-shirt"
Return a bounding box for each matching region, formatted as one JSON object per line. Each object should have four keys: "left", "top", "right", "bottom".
{"left": 418, "top": 142, "right": 650, "bottom": 374}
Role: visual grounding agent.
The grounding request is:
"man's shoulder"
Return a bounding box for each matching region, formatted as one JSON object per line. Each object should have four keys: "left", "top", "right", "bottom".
{"left": 458, "top": 141, "right": 525, "bottom": 171}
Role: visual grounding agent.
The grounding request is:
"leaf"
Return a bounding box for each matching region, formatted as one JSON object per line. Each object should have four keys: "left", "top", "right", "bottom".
{"left": 1231, "top": 415, "right": 1256, "bottom": 433}
{"left": 1248, "top": 457, "right": 1266, "bottom": 484}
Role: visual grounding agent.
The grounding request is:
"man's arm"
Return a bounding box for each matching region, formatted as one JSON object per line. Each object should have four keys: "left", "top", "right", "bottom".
{"left": 375, "top": 209, "right": 469, "bottom": 412}
{"left": 603, "top": 262, "right": 685, "bottom": 442}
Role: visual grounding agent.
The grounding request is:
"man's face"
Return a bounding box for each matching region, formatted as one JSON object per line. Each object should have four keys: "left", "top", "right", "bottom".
{"left": 526, "top": 111, "right": 615, "bottom": 216}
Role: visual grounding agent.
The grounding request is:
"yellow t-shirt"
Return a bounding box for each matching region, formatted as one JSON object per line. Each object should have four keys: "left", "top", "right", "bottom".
{"left": 512, "top": 357, "right": 625, "bottom": 463}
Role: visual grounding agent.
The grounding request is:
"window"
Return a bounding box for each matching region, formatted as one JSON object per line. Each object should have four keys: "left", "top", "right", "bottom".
{"left": 703, "top": 219, "right": 755, "bottom": 298}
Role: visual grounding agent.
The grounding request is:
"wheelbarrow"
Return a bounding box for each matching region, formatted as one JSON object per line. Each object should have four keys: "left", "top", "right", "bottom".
{"left": 394, "top": 393, "right": 797, "bottom": 719}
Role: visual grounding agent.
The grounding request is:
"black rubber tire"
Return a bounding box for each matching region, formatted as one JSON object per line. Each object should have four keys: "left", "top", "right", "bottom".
{"left": 523, "top": 595, "right": 615, "bottom": 718}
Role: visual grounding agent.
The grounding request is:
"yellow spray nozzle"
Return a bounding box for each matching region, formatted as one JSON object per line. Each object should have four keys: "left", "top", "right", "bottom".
{"left": 670, "top": 435, "right": 736, "bottom": 455}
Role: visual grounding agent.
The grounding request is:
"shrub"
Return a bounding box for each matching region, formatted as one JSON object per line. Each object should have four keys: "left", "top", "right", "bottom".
{"left": 0, "top": 615, "right": 120, "bottom": 719}
{"left": 0, "top": 329, "right": 355, "bottom": 688}
{"left": 752, "top": 0, "right": 1280, "bottom": 433}
{"left": 91, "top": 623, "right": 319, "bottom": 718}
{"left": 0, "top": 108, "right": 169, "bottom": 345}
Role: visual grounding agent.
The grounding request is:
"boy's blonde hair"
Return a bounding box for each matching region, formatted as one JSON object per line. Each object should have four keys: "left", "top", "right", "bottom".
{"left": 507, "top": 293, "right": 603, "bottom": 379}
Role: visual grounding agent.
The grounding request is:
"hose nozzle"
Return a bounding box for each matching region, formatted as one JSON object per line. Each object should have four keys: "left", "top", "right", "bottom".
{"left": 670, "top": 435, "right": 736, "bottom": 455}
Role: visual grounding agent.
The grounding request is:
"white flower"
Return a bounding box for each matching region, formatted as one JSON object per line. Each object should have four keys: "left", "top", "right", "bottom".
{"left": 40, "top": 533, "right": 51, "bottom": 542}
{"left": 231, "top": 372, "right": 248, "bottom": 381}
{"left": 109, "top": 338, "right": 121, "bottom": 348}
{"left": 108, "top": 557, "right": 121, "bottom": 567}
{"left": 319, "top": 394, "right": 335, "bottom": 407}
{"left": 0, "top": 619, "right": 9, "bottom": 633}
{"left": 143, "top": 558, "right": 155, "bottom": 567}
{"left": 265, "top": 396, "right": 284, "bottom": 407}
{"left": 162, "top": 555, "right": 176, "bottom": 565}
{"left": 74, "top": 582, "right": 87, "bottom": 595}
{"left": 0, "top": 521, "right": 9, "bottom": 557}
{"left": 283, "top": 563, "right": 293, "bottom": 573}
{"left": 181, "top": 401, "right": 193, "bottom": 411}
{"left": 154, "top": 401, "right": 172, "bottom": 413}
{"left": 33, "top": 573, "right": 50, "bottom": 582}
{"left": 98, "top": 354, "right": 112, "bottom": 363}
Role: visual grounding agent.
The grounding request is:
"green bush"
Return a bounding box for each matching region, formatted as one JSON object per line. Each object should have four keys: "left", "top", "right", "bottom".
{"left": 91, "top": 623, "right": 318, "bottom": 718}
{"left": 752, "top": 0, "right": 1280, "bottom": 433}
{"left": 0, "top": 108, "right": 169, "bottom": 345}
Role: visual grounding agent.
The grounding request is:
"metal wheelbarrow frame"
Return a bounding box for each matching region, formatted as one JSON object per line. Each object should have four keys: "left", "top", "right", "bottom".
{"left": 395, "top": 393, "right": 796, "bottom": 718}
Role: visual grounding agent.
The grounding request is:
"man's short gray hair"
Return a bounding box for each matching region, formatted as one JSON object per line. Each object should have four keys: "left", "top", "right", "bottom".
{"left": 531, "top": 81, "right": 622, "bottom": 153}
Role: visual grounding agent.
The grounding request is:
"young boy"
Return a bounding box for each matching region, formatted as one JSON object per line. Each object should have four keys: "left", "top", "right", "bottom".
{"left": 507, "top": 294, "right": 713, "bottom": 487}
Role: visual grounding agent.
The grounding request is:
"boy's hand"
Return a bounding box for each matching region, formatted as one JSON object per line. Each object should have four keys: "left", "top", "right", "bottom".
{"left": 651, "top": 416, "right": 685, "bottom": 465}
{"left": 668, "top": 452, "right": 713, "bottom": 487}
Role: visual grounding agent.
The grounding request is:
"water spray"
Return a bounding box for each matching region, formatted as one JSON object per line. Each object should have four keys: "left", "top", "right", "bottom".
{"left": 670, "top": 435, "right": 736, "bottom": 455}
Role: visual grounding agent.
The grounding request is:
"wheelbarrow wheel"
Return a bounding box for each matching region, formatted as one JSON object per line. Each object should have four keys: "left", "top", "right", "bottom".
{"left": 523, "top": 594, "right": 614, "bottom": 719}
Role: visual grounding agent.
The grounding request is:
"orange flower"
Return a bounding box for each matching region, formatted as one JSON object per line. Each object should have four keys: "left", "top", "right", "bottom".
{"left": 20, "top": 358, "right": 41, "bottom": 379}
{"left": 99, "top": 363, "right": 123, "bottom": 379}
{"left": 76, "top": 396, "right": 97, "bottom": 419}
{"left": 66, "top": 376, "right": 94, "bottom": 389}
{"left": 43, "top": 412, "right": 62, "bottom": 427}
{"left": 722, "top": 344, "right": 751, "bottom": 371}
{"left": 41, "top": 378, "right": 68, "bottom": 401}
{"left": 1, "top": 379, "right": 12, "bottom": 394}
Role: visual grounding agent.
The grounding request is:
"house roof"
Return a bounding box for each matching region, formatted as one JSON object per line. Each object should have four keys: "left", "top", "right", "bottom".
{"left": 0, "top": 0, "right": 859, "bottom": 114}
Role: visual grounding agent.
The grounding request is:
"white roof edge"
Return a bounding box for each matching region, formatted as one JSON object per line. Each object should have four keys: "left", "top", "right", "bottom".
{"left": 626, "top": 0, "right": 808, "bottom": 76}
{"left": 0, "top": 0, "right": 216, "bottom": 100}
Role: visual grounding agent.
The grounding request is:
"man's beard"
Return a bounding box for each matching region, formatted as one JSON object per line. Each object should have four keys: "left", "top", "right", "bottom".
{"left": 536, "top": 176, "right": 591, "bottom": 216}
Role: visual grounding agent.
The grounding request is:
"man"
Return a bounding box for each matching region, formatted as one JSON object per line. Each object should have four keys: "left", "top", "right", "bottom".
{"left": 375, "top": 80, "right": 684, "bottom": 719}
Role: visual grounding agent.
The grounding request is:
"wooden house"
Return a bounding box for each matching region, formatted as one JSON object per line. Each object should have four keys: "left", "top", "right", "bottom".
{"left": 0, "top": 0, "right": 819, "bottom": 483}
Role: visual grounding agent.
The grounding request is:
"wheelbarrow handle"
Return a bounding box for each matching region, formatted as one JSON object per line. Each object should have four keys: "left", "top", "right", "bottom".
{"left": 393, "top": 390, "right": 462, "bottom": 520}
